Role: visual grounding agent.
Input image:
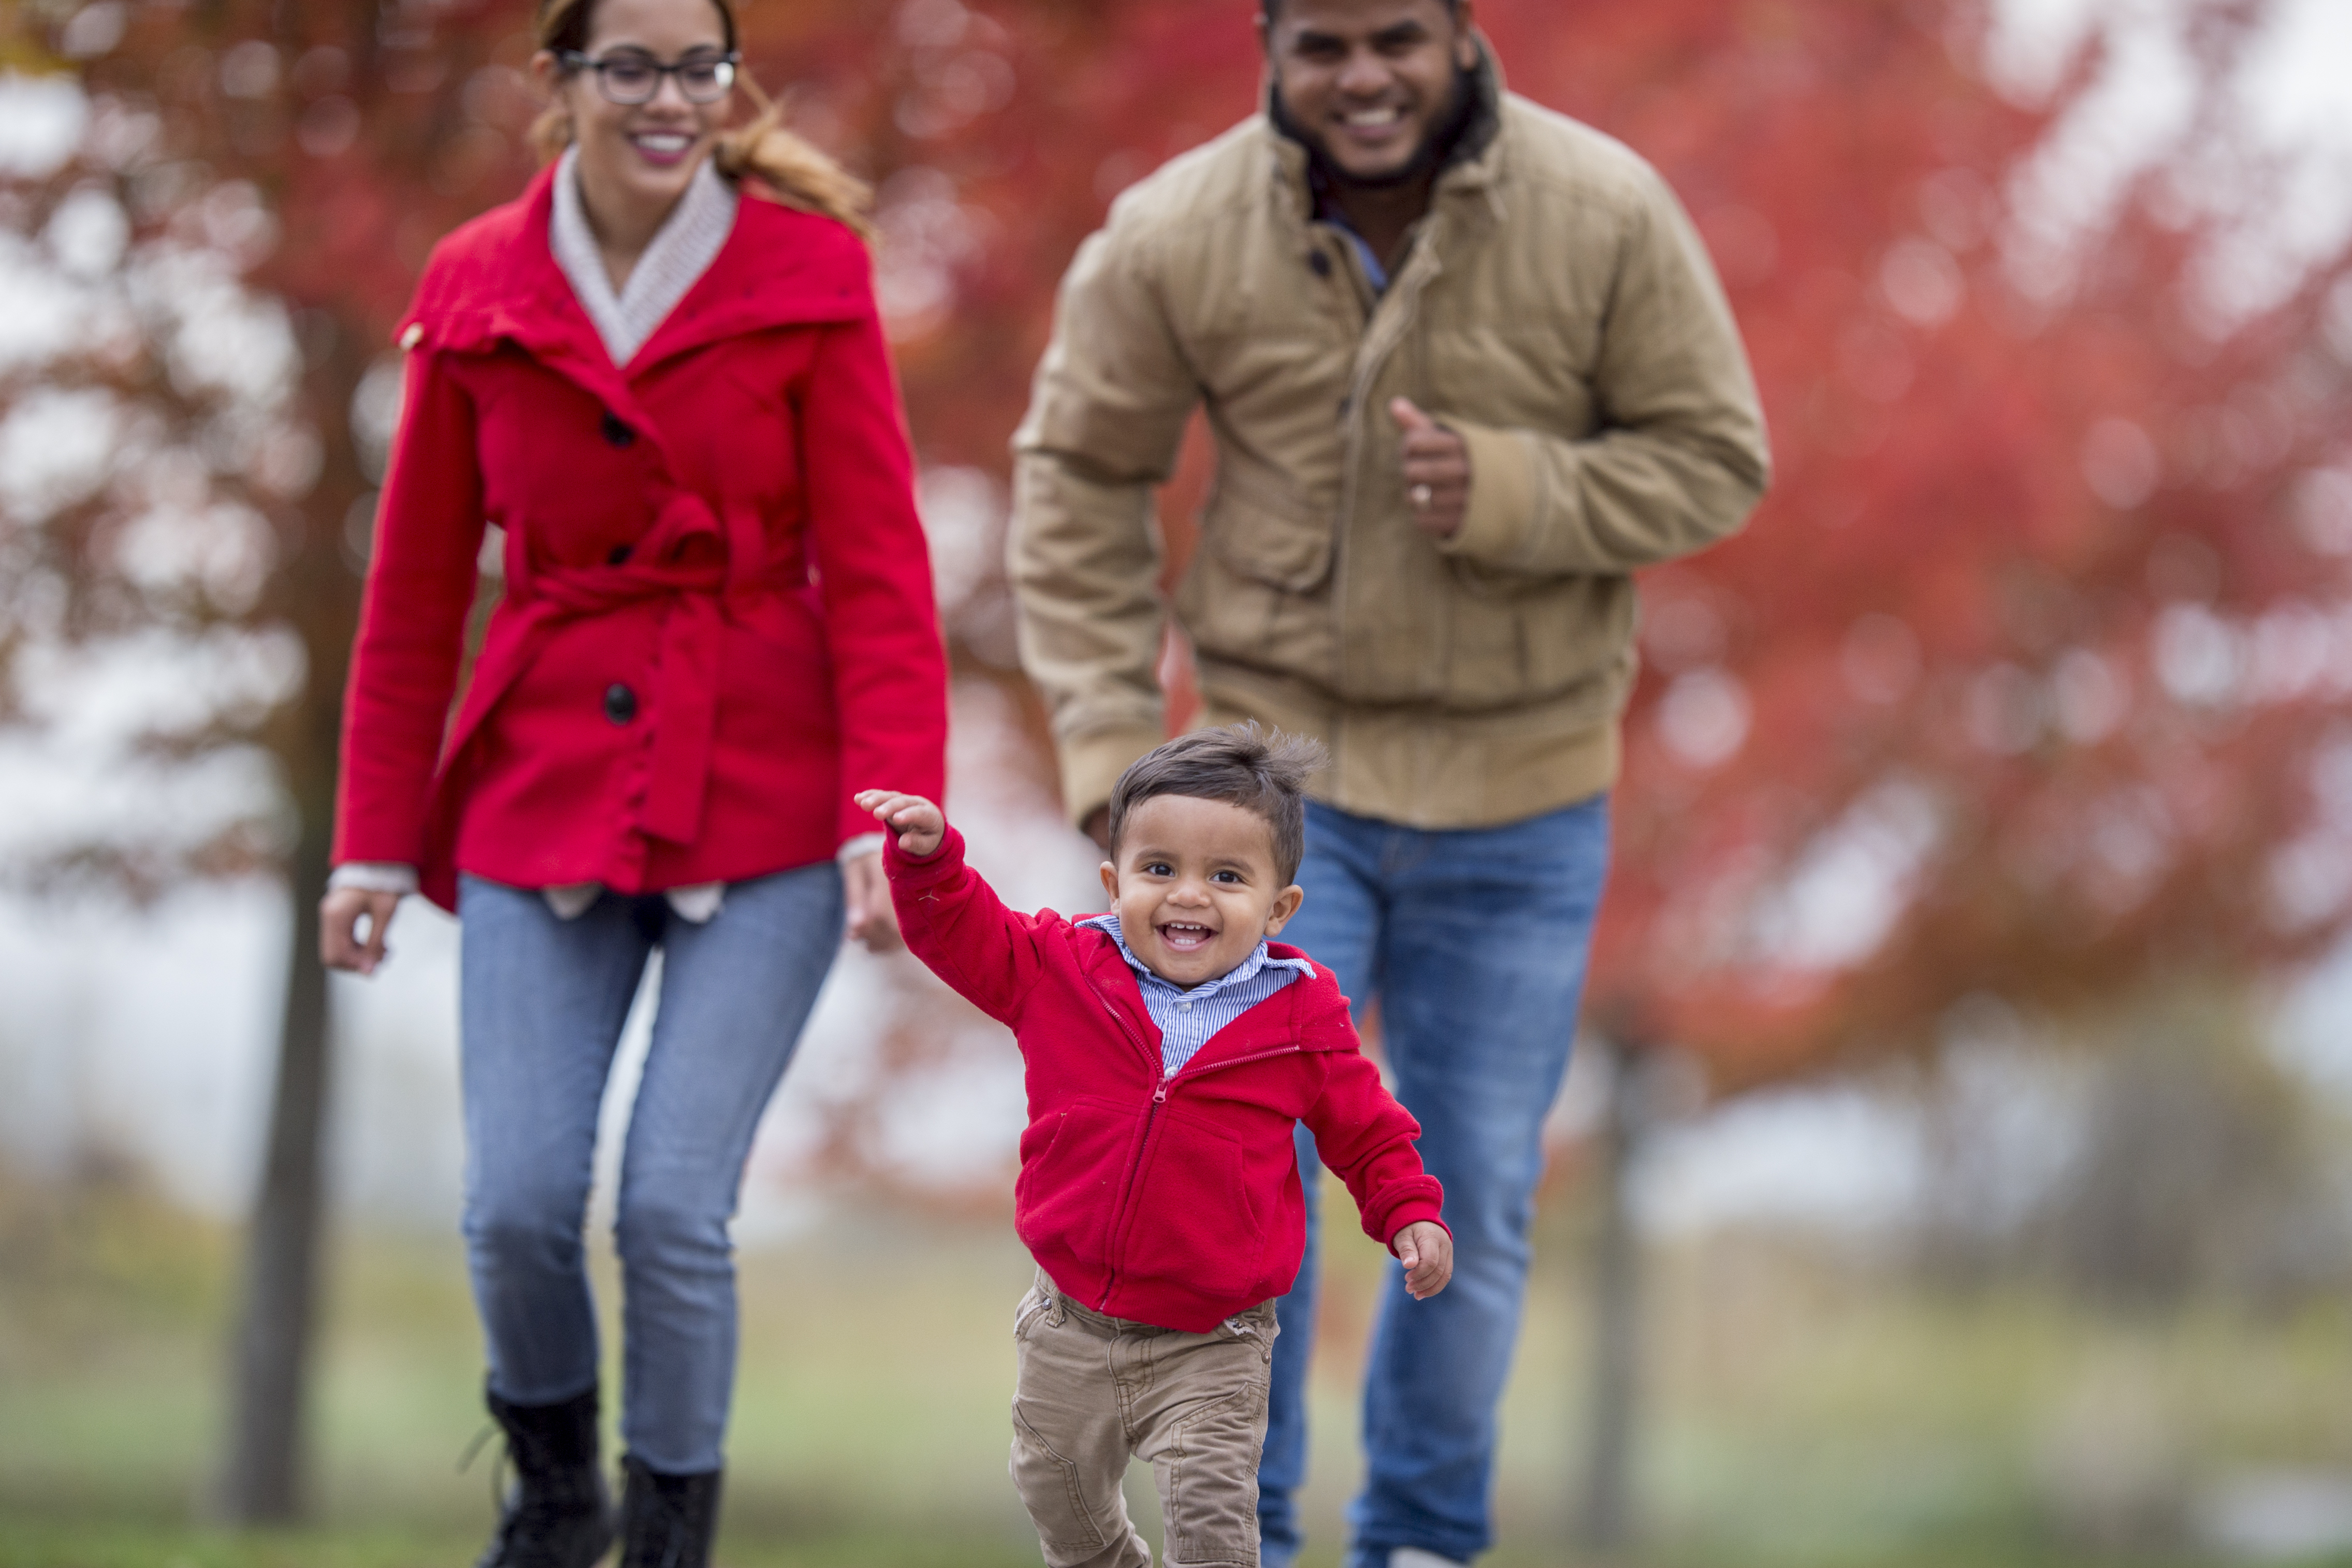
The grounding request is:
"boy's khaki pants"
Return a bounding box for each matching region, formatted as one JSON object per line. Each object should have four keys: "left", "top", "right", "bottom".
{"left": 1011, "top": 1272, "right": 1279, "bottom": 1568}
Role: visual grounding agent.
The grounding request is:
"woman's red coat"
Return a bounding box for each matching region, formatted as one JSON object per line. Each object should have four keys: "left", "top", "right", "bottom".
{"left": 334, "top": 165, "right": 948, "bottom": 910}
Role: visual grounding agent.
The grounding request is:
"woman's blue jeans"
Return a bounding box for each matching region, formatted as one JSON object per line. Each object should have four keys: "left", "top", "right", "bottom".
{"left": 456, "top": 865, "right": 842, "bottom": 1475}
{"left": 1258, "top": 796, "right": 1611, "bottom": 1568}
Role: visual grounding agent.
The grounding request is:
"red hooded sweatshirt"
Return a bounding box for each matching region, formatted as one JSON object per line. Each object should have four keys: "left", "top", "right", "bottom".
{"left": 887, "top": 827, "right": 1446, "bottom": 1333}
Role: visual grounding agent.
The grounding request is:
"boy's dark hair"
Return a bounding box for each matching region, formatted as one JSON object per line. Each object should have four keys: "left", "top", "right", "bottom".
{"left": 1106, "top": 723, "right": 1328, "bottom": 885}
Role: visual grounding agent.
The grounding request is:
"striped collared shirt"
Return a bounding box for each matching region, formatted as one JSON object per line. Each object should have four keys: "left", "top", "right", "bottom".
{"left": 1081, "top": 914, "right": 1316, "bottom": 1079}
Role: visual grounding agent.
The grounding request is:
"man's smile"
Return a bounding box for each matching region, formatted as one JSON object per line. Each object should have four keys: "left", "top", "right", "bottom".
{"left": 1334, "top": 101, "right": 1411, "bottom": 151}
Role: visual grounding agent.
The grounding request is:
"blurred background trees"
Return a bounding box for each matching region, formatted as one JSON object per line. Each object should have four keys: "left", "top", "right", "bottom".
{"left": 0, "top": 0, "right": 551, "bottom": 1518}
{"left": 1, "top": 0, "right": 2349, "bottom": 1556}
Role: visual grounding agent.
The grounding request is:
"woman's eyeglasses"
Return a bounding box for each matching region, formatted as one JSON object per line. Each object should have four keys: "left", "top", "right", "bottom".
{"left": 557, "top": 50, "right": 739, "bottom": 107}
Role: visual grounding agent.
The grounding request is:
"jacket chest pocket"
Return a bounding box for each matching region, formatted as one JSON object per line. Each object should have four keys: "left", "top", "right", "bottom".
{"left": 1200, "top": 463, "right": 1334, "bottom": 594}
{"left": 1423, "top": 320, "right": 1595, "bottom": 439}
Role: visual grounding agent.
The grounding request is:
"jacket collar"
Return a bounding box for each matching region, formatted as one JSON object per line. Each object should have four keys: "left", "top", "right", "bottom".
{"left": 1078, "top": 912, "right": 1314, "bottom": 1001}
{"left": 1076, "top": 920, "right": 1346, "bottom": 1069}
{"left": 1265, "top": 33, "right": 1509, "bottom": 226}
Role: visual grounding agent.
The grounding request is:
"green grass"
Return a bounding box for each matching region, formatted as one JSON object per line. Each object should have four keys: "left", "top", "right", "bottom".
{"left": 8, "top": 1171, "right": 2352, "bottom": 1566}
{"left": 0, "top": 1521, "right": 1059, "bottom": 1568}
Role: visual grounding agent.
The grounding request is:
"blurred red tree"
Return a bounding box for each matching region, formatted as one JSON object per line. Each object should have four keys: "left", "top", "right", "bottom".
{"left": 1488, "top": 1, "right": 2352, "bottom": 1089}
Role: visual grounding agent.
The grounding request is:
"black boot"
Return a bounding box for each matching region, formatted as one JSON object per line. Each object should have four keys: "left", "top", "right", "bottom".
{"left": 473, "top": 1386, "right": 615, "bottom": 1568}
{"left": 617, "top": 1455, "right": 722, "bottom": 1568}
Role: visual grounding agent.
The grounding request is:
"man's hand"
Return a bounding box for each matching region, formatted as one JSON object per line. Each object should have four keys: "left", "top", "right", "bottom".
{"left": 320, "top": 888, "right": 402, "bottom": 977}
{"left": 842, "top": 852, "right": 901, "bottom": 954}
{"left": 1395, "top": 1221, "right": 1454, "bottom": 1300}
{"left": 1391, "top": 398, "right": 1470, "bottom": 541}
{"left": 855, "top": 789, "right": 947, "bottom": 860}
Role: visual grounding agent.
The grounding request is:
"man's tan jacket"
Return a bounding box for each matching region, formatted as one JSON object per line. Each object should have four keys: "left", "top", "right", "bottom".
{"left": 1012, "top": 48, "right": 1771, "bottom": 830}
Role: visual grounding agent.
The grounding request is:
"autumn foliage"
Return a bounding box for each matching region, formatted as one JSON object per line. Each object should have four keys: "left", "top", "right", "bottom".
{"left": 1502, "top": 1, "right": 2352, "bottom": 1088}
{"left": 8, "top": 0, "right": 2350, "bottom": 1102}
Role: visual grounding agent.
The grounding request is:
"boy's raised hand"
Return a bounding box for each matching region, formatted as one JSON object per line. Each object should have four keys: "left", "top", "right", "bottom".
{"left": 1395, "top": 1221, "right": 1454, "bottom": 1301}
{"left": 855, "top": 789, "right": 946, "bottom": 860}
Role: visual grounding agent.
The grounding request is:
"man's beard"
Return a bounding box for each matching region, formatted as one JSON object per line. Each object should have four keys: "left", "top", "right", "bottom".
{"left": 1272, "top": 65, "right": 1478, "bottom": 193}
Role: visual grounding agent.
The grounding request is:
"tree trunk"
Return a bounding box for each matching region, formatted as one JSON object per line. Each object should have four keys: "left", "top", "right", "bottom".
{"left": 1577, "top": 1037, "right": 1648, "bottom": 1554}
{"left": 216, "top": 301, "right": 369, "bottom": 1524}
{"left": 217, "top": 802, "right": 336, "bottom": 1524}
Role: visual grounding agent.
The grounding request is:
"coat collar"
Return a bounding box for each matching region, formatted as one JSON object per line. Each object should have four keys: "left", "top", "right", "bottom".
{"left": 398, "top": 161, "right": 875, "bottom": 438}
{"left": 550, "top": 144, "right": 741, "bottom": 368}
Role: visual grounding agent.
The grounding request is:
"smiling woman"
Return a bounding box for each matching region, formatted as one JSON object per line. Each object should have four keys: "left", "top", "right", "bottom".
{"left": 316, "top": 0, "right": 948, "bottom": 1563}
{"left": 533, "top": 0, "right": 736, "bottom": 284}
{"left": 530, "top": 0, "right": 870, "bottom": 260}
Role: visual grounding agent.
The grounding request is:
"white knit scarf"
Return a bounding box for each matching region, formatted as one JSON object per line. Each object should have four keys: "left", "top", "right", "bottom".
{"left": 550, "top": 143, "right": 739, "bottom": 367}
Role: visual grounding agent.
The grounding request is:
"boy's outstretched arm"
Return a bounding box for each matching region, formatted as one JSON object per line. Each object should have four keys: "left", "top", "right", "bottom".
{"left": 854, "top": 788, "right": 1049, "bottom": 1026}
{"left": 1301, "top": 1028, "right": 1451, "bottom": 1300}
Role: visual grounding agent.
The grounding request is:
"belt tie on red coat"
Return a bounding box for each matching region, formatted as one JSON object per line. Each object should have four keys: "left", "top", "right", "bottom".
{"left": 438, "top": 486, "right": 784, "bottom": 853}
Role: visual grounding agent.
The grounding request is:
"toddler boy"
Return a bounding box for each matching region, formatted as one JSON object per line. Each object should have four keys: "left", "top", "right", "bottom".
{"left": 858, "top": 724, "right": 1451, "bottom": 1568}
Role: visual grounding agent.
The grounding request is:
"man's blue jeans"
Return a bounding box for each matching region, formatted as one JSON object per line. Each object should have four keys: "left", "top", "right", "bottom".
{"left": 1258, "top": 796, "right": 1610, "bottom": 1567}
{"left": 456, "top": 865, "right": 842, "bottom": 1475}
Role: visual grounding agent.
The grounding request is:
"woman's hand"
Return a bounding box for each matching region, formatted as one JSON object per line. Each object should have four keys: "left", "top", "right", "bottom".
{"left": 320, "top": 888, "right": 403, "bottom": 976}
{"left": 843, "top": 851, "right": 901, "bottom": 954}
{"left": 1395, "top": 1221, "right": 1454, "bottom": 1300}
{"left": 853, "top": 789, "right": 946, "bottom": 860}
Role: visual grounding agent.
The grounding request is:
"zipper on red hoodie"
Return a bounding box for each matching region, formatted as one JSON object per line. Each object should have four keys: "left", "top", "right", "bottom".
{"left": 1089, "top": 978, "right": 1312, "bottom": 1316}
{"left": 1092, "top": 990, "right": 1163, "bottom": 1313}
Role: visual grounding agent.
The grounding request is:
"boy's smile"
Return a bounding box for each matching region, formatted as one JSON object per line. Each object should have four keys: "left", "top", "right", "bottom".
{"left": 1100, "top": 795, "right": 1306, "bottom": 990}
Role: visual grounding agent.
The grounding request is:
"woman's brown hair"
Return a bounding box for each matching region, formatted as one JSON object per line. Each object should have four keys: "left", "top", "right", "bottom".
{"left": 531, "top": 0, "right": 873, "bottom": 239}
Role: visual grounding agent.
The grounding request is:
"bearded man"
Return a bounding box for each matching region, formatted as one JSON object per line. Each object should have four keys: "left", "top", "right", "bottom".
{"left": 1009, "top": 3, "right": 1770, "bottom": 1563}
